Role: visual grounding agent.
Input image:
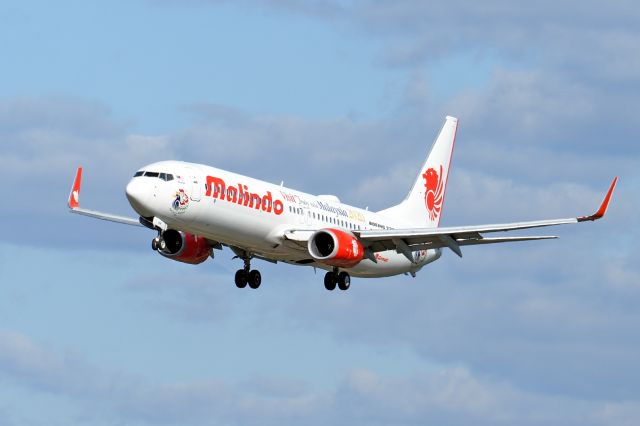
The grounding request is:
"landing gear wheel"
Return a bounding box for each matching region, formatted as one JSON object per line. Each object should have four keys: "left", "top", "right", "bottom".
{"left": 324, "top": 272, "right": 337, "bottom": 291}
{"left": 234, "top": 269, "right": 248, "bottom": 288}
{"left": 151, "top": 238, "right": 159, "bottom": 251}
{"left": 337, "top": 272, "right": 351, "bottom": 291}
{"left": 248, "top": 270, "right": 262, "bottom": 289}
{"left": 159, "top": 239, "right": 167, "bottom": 251}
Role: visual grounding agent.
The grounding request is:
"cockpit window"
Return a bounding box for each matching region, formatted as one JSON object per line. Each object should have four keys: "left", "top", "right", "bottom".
{"left": 138, "top": 171, "right": 175, "bottom": 181}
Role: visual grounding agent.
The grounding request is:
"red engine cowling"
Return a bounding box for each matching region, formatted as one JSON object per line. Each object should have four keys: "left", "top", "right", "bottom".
{"left": 159, "top": 229, "right": 211, "bottom": 264}
{"left": 307, "top": 228, "right": 364, "bottom": 268}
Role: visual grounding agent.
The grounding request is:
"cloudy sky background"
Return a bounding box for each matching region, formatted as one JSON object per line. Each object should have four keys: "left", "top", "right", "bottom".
{"left": 1, "top": 0, "right": 639, "bottom": 424}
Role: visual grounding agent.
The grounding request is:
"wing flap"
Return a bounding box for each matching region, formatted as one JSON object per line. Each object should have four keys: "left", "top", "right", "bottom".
{"left": 409, "top": 235, "right": 558, "bottom": 251}
{"left": 364, "top": 233, "right": 559, "bottom": 255}
{"left": 356, "top": 217, "right": 577, "bottom": 242}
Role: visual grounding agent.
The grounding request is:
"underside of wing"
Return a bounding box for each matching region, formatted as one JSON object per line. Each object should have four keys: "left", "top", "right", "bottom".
{"left": 359, "top": 230, "right": 560, "bottom": 258}
{"left": 70, "top": 207, "right": 142, "bottom": 227}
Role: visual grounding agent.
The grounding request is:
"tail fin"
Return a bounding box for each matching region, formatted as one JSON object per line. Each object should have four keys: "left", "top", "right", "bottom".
{"left": 378, "top": 116, "right": 458, "bottom": 228}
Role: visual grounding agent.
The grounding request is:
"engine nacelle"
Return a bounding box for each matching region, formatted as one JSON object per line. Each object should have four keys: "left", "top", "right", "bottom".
{"left": 158, "top": 229, "right": 211, "bottom": 264}
{"left": 308, "top": 228, "right": 364, "bottom": 268}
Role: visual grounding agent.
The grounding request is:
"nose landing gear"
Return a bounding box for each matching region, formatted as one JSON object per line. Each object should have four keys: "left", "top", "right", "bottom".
{"left": 151, "top": 235, "right": 166, "bottom": 251}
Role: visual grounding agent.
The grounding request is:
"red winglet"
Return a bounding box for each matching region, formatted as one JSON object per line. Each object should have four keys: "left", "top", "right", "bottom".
{"left": 68, "top": 167, "right": 83, "bottom": 209}
{"left": 577, "top": 177, "right": 618, "bottom": 222}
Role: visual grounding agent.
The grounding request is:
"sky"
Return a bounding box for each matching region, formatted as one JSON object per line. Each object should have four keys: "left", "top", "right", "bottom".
{"left": 0, "top": 0, "right": 639, "bottom": 425}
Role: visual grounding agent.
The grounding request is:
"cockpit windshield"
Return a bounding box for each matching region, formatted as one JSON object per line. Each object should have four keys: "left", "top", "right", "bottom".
{"left": 133, "top": 171, "right": 174, "bottom": 181}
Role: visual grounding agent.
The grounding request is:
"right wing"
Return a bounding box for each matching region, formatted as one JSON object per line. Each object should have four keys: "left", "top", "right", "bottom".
{"left": 68, "top": 167, "right": 143, "bottom": 227}
{"left": 355, "top": 177, "right": 618, "bottom": 260}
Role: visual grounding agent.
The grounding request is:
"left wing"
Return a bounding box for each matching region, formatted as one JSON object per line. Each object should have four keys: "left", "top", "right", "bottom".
{"left": 68, "top": 166, "right": 143, "bottom": 227}
{"left": 356, "top": 177, "right": 618, "bottom": 261}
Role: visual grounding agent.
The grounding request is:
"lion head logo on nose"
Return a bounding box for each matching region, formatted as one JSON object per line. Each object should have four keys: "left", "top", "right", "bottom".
{"left": 422, "top": 165, "right": 444, "bottom": 221}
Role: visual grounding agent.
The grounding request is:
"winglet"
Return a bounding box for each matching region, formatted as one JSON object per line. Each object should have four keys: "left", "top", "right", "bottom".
{"left": 68, "top": 167, "right": 83, "bottom": 209}
{"left": 577, "top": 177, "right": 618, "bottom": 222}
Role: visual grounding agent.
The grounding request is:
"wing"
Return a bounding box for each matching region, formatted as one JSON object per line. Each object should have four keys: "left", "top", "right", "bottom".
{"left": 356, "top": 177, "right": 618, "bottom": 261}
{"left": 68, "top": 167, "right": 143, "bottom": 227}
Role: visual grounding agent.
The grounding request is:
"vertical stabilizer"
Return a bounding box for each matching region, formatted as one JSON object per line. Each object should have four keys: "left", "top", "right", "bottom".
{"left": 378, "top": 116, "right": 458, "bottom": 228}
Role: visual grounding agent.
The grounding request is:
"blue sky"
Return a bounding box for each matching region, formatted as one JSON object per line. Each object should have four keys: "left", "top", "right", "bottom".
{"left": 1, "top": 1, "right": 639, "bottom": 425}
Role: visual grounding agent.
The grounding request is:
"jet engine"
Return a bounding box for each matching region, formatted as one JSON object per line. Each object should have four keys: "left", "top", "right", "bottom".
{"left": 156, "top": 229, "right": 211, "bottom": 264}
{"left": 308, "top": 228, "right": 364, "bottom": 268}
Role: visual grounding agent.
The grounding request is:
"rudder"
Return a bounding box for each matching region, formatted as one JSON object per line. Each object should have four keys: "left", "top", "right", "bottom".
{"left": 378, "top": 116, "right": 458, "bottom": 228}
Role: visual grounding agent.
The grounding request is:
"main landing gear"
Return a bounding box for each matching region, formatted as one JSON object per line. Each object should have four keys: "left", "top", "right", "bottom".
{"left": 234, "top": 256, "right": 261, "bottom": 289}
{"left": 324, "top": 269, "right": 351, "bottom": 291}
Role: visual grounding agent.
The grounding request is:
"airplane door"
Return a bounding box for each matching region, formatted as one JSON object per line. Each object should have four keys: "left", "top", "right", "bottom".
{"left": 184, "top": 167, "right": 201, "bottom": 202}
{"left": 190, "top": 174, "right": 201, "bottom": 201}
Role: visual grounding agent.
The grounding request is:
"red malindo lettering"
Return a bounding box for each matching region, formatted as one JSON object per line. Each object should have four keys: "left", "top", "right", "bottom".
{"left": 205, "top": 176, "right": 284, "bottom": 215}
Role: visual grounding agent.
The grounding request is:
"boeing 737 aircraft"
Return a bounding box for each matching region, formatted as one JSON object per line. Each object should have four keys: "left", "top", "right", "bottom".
{"left": 68, "top": 116, "right": 617, "bottom": 290}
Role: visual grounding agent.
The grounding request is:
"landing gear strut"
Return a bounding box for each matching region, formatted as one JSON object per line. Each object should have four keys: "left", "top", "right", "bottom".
{"left": 234, "top": 255, "right": 261, "bottom": 289}
{"left": 324, "top": 269, "right": 351, "bottom": 291}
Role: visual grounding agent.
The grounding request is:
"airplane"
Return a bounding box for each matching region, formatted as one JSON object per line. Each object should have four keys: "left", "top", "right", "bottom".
{"left": 67, "top": 116, "right": 617, "bottom": 291}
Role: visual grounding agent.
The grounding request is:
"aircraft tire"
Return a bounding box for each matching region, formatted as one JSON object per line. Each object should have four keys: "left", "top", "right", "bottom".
{"left": 235, "top": 269, "right": 248, "bottom": 288}
{"left": 324, "top": 272, "right": 337, "bottom": 291}
{"left": 248, "top": 270, "right": 261, "bottom": 289}
{"left": 337, "top": 272, "right": 351, "bottom": 291}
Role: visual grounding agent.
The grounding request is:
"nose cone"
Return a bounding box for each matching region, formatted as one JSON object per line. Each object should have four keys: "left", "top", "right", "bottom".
{"left": 126, "top": 179, "right": 151, "bottom": 216}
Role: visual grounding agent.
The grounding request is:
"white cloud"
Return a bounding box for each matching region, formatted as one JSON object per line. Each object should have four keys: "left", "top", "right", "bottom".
{"left": 3, "top": 328, "right": 639, "bottom": 426}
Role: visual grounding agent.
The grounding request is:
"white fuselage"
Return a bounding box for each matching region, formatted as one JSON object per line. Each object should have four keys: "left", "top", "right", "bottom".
{"left": 125, "top": 161, "right": 441, "bottom": 277}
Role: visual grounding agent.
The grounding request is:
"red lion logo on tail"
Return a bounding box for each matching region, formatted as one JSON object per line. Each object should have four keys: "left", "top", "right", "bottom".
{"left": 422, "top": 165, "right": 444, "bottom": 221}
